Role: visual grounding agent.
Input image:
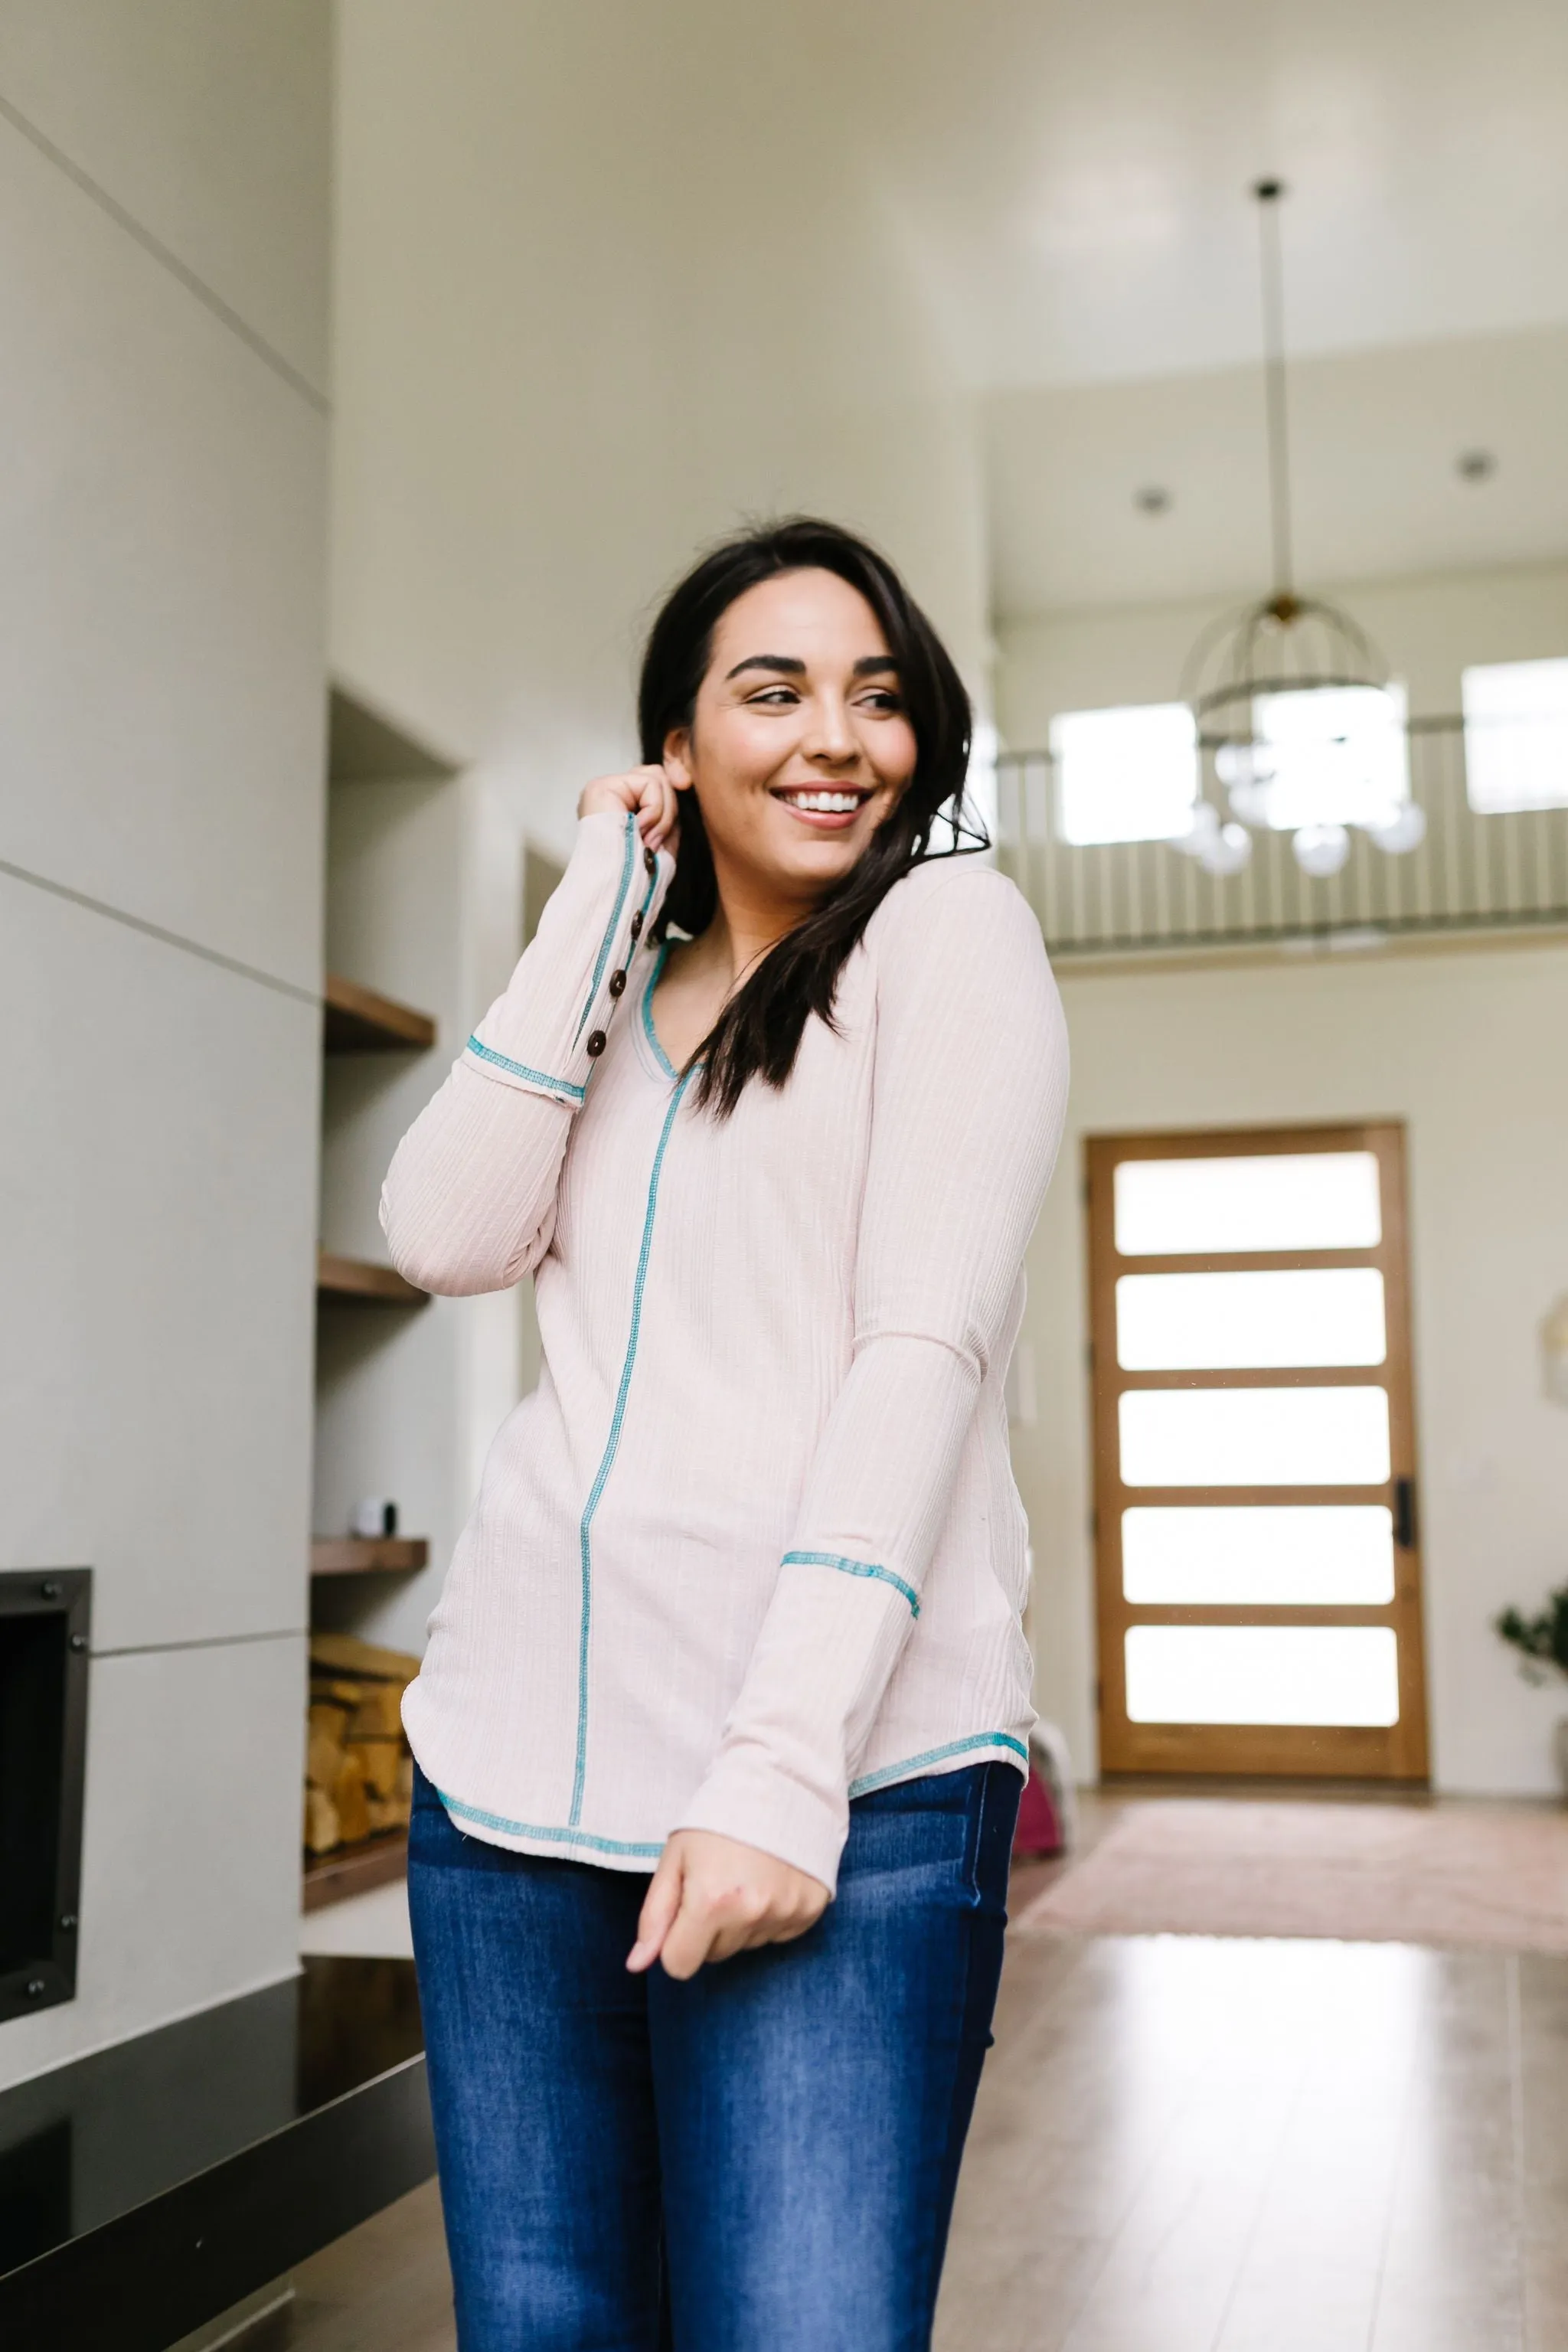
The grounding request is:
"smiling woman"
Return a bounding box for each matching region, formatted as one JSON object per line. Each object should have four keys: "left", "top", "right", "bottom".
{"left": 380, "top": 518, "right": 1070, "bottom": 2350}
{"left": 632, "top": 518, "right": 980, "bottom": 1109}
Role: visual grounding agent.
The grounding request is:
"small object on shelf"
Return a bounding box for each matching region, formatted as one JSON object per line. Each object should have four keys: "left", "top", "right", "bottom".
{"left": 316, "top": 1250, "right": 428, "bottom": 1305}
{"left": 322, "top": 972, "right": 436, "bottom": 1054}
{"left": 311, "top": 1536, "right": 429, "bottom": 1577}
{"left": 352, "top": 1496, "right": 400, "bottom": 1538}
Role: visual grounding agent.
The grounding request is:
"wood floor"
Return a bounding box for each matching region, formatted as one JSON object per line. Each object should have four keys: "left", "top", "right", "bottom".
{"left": 938, "top": 1931, "right": 1568, "bottom": 2351}
{"left": 280, "top": 1860, "right": 1568, "bottom": 2350}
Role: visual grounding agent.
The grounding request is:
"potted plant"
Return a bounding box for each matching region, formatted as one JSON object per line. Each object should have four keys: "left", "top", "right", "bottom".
{"left": 1494, "top": 1586, "right": 1568, "bottom": 1795}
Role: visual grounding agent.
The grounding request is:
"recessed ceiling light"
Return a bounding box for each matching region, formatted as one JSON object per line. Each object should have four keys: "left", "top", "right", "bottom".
{"left": 1135, "top": 485, "right": 1172, "bottom": 515}
{"left": 1455, "top": 449, "right": 1497, "bottom": 482}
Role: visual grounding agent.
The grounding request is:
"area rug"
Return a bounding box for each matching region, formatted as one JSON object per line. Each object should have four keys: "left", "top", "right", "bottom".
{"left": 1014, "top": 1798, "right": 1568, "bottom": 1952}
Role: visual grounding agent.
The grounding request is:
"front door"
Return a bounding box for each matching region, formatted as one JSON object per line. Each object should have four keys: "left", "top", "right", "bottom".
{"left": 1086, "top": 1122, "right": 1429, "bottom": 1780}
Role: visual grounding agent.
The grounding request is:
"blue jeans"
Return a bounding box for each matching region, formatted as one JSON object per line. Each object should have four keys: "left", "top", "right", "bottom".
{"left": 408, "top": 1758, "right": 1020, "bottom": 2351}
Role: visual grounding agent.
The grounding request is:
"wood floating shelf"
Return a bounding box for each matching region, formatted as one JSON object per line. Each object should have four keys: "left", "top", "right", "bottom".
{"left": 312, "top": 1536, "right": 430, "bottom": 1577}
{"left": 302, "top": 1828, "right": 408, "bottom": 1913}
{"left": 316, "top": 1250, "right": 429, "bottom": 1306}
{"left": 323, "top": 971, "right": 436, "bottom": 1054}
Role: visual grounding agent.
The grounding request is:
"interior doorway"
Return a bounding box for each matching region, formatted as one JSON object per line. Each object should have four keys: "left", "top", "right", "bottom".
{"left": 1086, "top": 1122, "right": 1429, "bottom": 1781}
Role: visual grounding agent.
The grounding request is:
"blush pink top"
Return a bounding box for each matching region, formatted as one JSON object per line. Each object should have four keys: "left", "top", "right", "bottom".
{"left": 382, "top": 809, "right": 1069, "bottom": 1893}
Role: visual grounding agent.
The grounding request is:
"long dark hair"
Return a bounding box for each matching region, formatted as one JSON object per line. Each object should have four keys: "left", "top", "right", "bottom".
{"left": 639, "top": 517, "right": 983, "bottom": 1116}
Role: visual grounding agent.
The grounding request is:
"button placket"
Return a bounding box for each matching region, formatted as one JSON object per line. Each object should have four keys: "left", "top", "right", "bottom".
{"left": 587, "top": 852, "right": 658, "bottom": 1066}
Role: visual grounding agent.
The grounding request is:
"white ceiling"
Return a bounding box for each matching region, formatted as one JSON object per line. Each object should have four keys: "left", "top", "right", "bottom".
{"left": 812, "top": 0, "right": 1568, "bottom": 614}
{"left": 985, "top": 322, "right": 1568, "bottom": 615}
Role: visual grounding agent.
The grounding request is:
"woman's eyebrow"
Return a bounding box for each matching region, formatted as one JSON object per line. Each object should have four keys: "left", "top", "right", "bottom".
{"left": 723, "top": 652, "right": 901, "bottom": 681}
{"left": 724, "top": 654, "right": 807, "bottom": 681}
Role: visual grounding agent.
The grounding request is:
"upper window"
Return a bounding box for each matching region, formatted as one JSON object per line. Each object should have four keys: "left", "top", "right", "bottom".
{"left": 1462, "top": 658, "right": 1568, "bottom": 815}
{"left": 1049, "top": 703, "right": 1197, "bottom": 845}
{"left": 1249, "top": 682, "right": 1410, "bottom": 831}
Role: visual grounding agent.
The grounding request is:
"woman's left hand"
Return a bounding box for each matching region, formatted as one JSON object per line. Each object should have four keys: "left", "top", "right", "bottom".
{"left": 626, "top": 1829, "right": 829, "bottom": 1980}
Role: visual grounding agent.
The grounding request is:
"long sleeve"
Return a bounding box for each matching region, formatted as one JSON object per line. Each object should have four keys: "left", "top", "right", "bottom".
{"left": 380, "top": 809, "right": 668, "bottom": 1295}
{"left": 675, "top": 866, "right": 1070, "bottom": 1892}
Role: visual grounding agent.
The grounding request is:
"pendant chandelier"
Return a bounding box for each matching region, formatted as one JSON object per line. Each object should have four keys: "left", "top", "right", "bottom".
{"left": 1173, "top": 181, "right": 1426, "bottom": 880}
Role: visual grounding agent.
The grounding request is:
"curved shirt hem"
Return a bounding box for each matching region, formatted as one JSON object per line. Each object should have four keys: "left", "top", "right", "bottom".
{"left": 419, "top": 1728, "right": 1032, "bottom": 1875}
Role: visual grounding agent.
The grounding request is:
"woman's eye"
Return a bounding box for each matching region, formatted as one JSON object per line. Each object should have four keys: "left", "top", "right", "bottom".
{"left": 858, "top": 691, "right": 904, "bottom": 714}
{"left": 747, "top": 687, "right": 799, "bottom": 707}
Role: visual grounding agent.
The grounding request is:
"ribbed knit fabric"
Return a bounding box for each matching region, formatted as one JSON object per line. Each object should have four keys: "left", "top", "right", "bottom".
{"left": 383, "top": 808, "right": 1070, "bottom": 1893}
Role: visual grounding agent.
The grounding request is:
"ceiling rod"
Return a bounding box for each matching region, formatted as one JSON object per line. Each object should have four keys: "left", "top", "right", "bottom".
{"left": 1253, "top": 178, "right": 1295, "bottom": 610}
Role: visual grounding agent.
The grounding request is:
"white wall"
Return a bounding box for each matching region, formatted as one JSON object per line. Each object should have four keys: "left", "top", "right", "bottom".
{"left": 0, "top": 3, "right": 328, "bottom": 2086}
{"left": 332, "top": 0, "right": 990, "bottom": 848}
{"left": 336, "top": 5, "right": 987, "bottom": 851}
{"left": 1016, "top": 936, "right": 1568, "bottom": 1796}
{"left": 328, "top": 0, "right": 993, "bottom": 1632}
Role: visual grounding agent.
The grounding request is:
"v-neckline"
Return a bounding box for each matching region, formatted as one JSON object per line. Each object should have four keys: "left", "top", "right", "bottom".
{"left": 639, "top": 942, "right": 681, "bottom": 1084}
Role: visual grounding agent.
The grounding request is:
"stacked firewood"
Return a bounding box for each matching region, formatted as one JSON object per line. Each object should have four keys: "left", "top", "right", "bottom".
{"left": 304, "top": 1631, "right": 419, "bottom": 1857}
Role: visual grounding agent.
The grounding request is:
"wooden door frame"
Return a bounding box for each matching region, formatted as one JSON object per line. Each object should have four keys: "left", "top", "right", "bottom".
{"left": 1087, "top": 1121, "right": 1430, "bottom": 1782}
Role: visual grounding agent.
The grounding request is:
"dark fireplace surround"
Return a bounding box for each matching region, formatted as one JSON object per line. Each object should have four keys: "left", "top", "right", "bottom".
{"left": 0, "top": 1570, "right": 90, "bottom": 2027}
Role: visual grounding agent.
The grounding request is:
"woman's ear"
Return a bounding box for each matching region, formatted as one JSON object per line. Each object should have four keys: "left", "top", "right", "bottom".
{"left": 662, "top": 728, "right": 694, "bottom": 790}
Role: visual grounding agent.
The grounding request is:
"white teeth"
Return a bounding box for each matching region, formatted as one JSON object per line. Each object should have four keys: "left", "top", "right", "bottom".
{"left": 783, "top": 790, "right": 862, "bottom": 813}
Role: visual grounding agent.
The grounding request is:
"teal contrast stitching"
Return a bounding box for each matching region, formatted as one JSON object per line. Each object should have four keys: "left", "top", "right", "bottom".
{"left": 576, "top": 813, "right": 638, "bottom": 1040}
{"left": 781, "top": 1549, "right": 920, "bottom": 1619}
{"left": 439, "top": 1788, "right": 662, "bottom": 1859}
{"left": 641, "top": 941, "right": 678, "bottom": 1080}
{"left": 464, "top": 1036, "right": 584, "bottom": 1103}
{"left": 849, "top": 1732, "right": 1029, "bottom": 1798}
{"left": 569, "top": 1064, "right": 695, "bottom": 1823}
{"left": 633, "top": 856, "right": 662, "bottom": 931}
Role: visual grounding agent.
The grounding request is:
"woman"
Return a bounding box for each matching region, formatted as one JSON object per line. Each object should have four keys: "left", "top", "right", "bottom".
{"left": 384, "top": 517, "right": 1069, "bottom": 2350}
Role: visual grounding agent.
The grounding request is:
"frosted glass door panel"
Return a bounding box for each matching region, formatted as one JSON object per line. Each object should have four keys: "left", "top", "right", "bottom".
{"left": 1119, "top": 1387, "right": 1391, "bottom": 1487}
{"left": 1122, "top": 1506, "right": 1396, "bottom": 1604}
{"left": 1114, "top": 1152, "right": 1382, "bottom": 1255}
{"left": 1116, "top": 1269, "right": 1387, "bottom": 1368}
{"left": 1125, "top": 1626, "right": 1400, "bottom": 1726}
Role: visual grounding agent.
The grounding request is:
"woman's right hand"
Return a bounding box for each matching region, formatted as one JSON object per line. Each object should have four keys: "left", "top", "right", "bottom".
{"left": 579, "top": 763, "right": 681, "bottom": 857}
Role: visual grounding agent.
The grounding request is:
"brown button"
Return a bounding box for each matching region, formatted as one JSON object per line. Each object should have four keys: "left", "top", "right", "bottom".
{"left": 607, "top": 969, "right": 627, "bottom": 998}
{"left": 585, "top": 1030, "right": 607, "bottom": 1057}
{"left": 629, "top": 910, "right": 644, "bottom": 941}
{"left": 643, "top": 846, "right": 657, "bottom": 876}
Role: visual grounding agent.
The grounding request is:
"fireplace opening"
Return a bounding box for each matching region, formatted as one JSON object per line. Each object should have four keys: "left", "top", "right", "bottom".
{"left": 0, "top": 1571, "right": 90, "bottom": 2026}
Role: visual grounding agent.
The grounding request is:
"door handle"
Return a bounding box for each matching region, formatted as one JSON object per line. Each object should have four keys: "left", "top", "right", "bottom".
{"left": 1393, "top": 1476, "right": 1417, "bottom": 1550}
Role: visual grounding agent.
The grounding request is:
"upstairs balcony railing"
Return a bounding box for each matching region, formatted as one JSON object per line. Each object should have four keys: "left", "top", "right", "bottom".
{"left": 995, "top": 717, "right": 1568, "bottom": 959}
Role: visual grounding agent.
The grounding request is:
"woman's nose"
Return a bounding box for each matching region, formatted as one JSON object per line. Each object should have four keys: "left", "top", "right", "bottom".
{"left": 804, "top": 694, "right": 857, "bottom": 763}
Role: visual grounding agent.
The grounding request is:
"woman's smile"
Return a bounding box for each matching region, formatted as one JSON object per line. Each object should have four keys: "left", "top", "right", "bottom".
{"left": 769, "top": 782, "right": 876, "bottom": 828}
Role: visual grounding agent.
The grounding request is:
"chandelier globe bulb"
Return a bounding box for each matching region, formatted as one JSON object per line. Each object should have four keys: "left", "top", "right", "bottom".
{"left": 1363, "top": 802, "right": 1428, "bottom": 854}
{"left": 1292, "top": 822, "right": 1351, "bottom": 878}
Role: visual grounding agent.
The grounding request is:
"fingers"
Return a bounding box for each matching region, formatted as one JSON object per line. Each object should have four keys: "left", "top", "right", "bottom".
{"left": 656, "top": 1870, "right": 750, "bottom": 1978}
{"left": 639, "top": 764, "right": 683, "bottom": 856}
{"left": 577, "top": 763, "right": 684, "bottom": 851}
{"left": 627, "top": 1833, "right": 831, "bottom": 1981}
{"left": 655, "top": 1880, "right": 828, "bottom": 1980}
{"left": 625, "top": 1847, "right": 684, "bottom": 1974}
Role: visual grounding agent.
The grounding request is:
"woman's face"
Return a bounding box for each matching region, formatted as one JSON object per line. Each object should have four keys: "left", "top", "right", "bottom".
{"left": 666, "top": 567, "right": 919, "bottom": 905}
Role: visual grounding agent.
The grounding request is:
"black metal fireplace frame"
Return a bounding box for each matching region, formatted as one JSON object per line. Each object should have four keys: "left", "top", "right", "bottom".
{"left": 0, "top": 1570, "right": 90, "bottom": 2027}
